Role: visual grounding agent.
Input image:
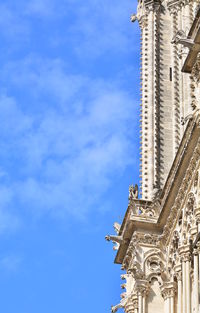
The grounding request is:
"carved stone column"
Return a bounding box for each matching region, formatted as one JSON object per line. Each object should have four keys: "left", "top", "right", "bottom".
{"left": 179, "top": 247, "right": 191, "bottom": 313}
{"left": 125, "top": 300, "right": 135, "bottom": 313}
{"left": 135, "top": 281, "right": 149, "bottom": 313}
{"left": 182, "top": 259, "right": 186, "bottom": 313}
{"left": 138, "top": 292, "right": 142, "bottom": 313}
{"left": 175, "top": 268, "right": 182, "bottom": 313}
{"left": 185, "top": 254, "right": 191, "bottom": 313}
{"left": 197, "top": 242, "right": 200, "bottom": 313}
{"left": 132, "top": 296, "right": 138, "bottom": 313}
{"left": 161, "top": 282, "right": 177, "bottom": 313}
{"left": 193, "top": 248, "right": 199, "bottom": 313}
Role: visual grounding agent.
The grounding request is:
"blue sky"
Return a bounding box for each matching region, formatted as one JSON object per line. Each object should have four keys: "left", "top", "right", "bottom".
{"left": 0, "top": 0, "right": 140, "bottom": 312}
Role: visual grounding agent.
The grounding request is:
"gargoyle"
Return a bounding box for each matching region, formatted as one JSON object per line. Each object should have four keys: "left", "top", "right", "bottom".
{"left": 130, "top": 14, "right": 137, "bottom": 22}
{"left": 121, "top": 274, "right": 128, "bottom": 280}
{"left": 105, "top": 235, "right": 123, "bottom": 244}
{"left": 171, "top": 30, "right": 193, "bottom": 48}
{"left": 105, "top": 235, "right": 123, "bottom": 251}
{"left": 181, "top": 104, "right": 200, "bottom": 125}
{"left": 111, "top": 294, "right": 130, "bottom": 313}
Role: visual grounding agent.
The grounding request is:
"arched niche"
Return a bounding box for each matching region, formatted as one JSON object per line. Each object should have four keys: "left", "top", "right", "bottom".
{"left": 146, "top": 277, "right": 164, "bottom": 313}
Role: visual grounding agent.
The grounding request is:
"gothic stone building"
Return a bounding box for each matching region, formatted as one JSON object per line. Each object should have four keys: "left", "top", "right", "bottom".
{"left": 106, "top": 1, "right": 200, "bottom": 313}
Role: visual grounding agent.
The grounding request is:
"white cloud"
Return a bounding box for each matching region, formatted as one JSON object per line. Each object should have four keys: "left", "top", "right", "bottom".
{"left": 0, "top": 57, "right": 138, "bottom": 222}
{"left": 65, "top": 0, "right": 138, "bottom": 58}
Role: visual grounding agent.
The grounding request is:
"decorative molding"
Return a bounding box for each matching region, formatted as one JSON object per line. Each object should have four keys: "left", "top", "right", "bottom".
{"left": 161, "top": 282, "right": 177, "bottom": 300}
{"left": 161, "top": 137, "right": 200, "bottom": 245}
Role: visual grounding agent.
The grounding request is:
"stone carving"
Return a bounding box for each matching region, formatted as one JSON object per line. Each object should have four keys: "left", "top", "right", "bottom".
{"left": 192, "top": 53, "right": 200, "bottom": 84}
{"left": 107, "top": 4, "right": 200, "bottom": 313}
{"left": 105, "top": 235, "right": 124, "bottom": 251}
{"left": 129, "top": 184, "right": 139, "bottom": 201}
{"left": 171, "top": 30, "right": 193, "bottom": 48}
{"left": 111, "top": 294, "right": 132, "bottom": 313}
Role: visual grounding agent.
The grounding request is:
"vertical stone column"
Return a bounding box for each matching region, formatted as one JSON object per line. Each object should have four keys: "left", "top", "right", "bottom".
{"left": 132, "top": 296, "right": 138, "bottom": 313}
{"left": 175, "top": 269, "right": 182, "bottom": 313}
{"left": 185, "top": 254, "right": 191, "bottom": 313}
{"left": 125, "top": 300, "right": 135, "bottom": 313}
{"left": 182, "top": 258, "right": 186, "bottom": 313}
{"left": 193, "top": 248, "right": 199, "bottom": 313}
{"left": 179, "top": 247, "right": 191, "bottom": 313}
{"left": 135, "top": 281, "right": 149, "bottom": 313}
{"left": 161, "top": 282, "right": 177, "bottom": 313}
{"left": 194, "top": 207, "right": 200, "bottom": 313}
{"left": 197, "top": 242, "right": 200, "bottom": 313}
{"left": 138, "top": 292, "right": 143, "bottom": 313}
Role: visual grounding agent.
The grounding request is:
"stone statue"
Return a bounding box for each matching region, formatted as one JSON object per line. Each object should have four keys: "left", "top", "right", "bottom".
{"left": 129, "top": 184, "right": 138, "bottom": 201}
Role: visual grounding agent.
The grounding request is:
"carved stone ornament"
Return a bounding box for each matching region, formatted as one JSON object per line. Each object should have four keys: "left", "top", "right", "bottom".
{"left": 192, "top": 53, "right": 200, "bottom": 84}
{"left": 135, "top": 280, "right": 150, "bottom": 297}
{"left": 185, "top": 53, "right": 200, "bottom": 121}
{"left": 129, "top": 184, "right": 139, "bottom": 201}
{"left": 161, "top": 282, "right": 177, "bottom": 300}
{"left": 161, "top": 139, "right": 200, "bottom": 245}
{"left": 175, "top": 271, "right": 182, "bottom": 281}
{"left": 161, "top": 287, "right": 176, "bottom": 300}
{"left": 124, "top": 301, "right": 135, "bottom": 313}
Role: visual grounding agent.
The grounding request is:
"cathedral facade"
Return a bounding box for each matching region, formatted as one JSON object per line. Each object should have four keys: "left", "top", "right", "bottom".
{"left": 106, "top": 1, "right": 200, "bottom": 313}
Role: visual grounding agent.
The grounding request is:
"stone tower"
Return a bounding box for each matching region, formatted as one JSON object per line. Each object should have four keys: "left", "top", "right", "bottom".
{"left": 135, "top": 0, "right": 199, "bottom": 200}
{"left": 106, "top": 3, "right": 200, "bottom": 313}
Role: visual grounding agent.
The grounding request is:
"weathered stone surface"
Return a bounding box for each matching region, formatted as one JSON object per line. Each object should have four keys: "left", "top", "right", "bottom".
{"left": 107, "top": 2, "right": 200, "bottom": 313}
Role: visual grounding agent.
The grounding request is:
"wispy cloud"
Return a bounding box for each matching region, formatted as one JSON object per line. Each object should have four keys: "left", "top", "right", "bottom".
{"left": 0, "top": 0, "right": 139, "bottom": 229}
{"left": 0, "top": 0, "right": 138, "bottom": 58}
{"left": 0, "top": 57, "right": 138, "bottom": 222}
{"left": 0, "top": 254, "right": 22, "bottom": 273}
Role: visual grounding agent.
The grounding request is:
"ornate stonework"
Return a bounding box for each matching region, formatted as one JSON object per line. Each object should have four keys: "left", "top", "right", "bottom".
{"left": 106, "top": 3, "right": 200, "bottom": 313}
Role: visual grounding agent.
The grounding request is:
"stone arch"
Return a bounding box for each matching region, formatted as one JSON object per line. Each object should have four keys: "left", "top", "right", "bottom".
{"left": 145, "top": 276, "right": 165, "bottom": 313}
